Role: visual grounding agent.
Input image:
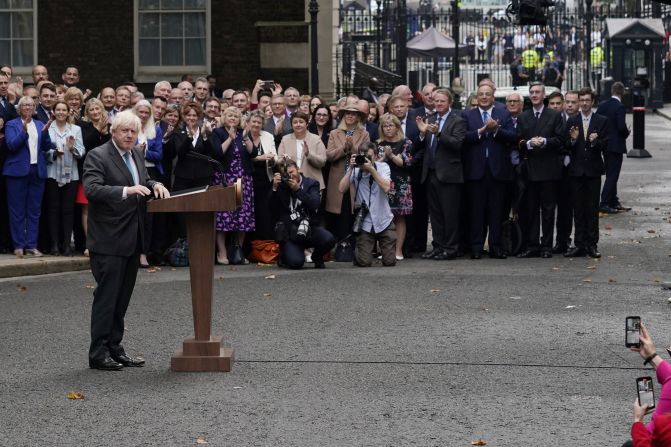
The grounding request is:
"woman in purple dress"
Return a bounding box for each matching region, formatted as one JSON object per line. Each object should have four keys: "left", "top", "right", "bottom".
{"left": 211, "top": 107, "right": 258, "bottom": 264}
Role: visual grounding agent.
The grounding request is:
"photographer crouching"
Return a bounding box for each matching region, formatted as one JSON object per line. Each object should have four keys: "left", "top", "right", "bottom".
{"left": 271, "top": 159, "right": 335, "bottom": 269}
{"left": 339, "top": 142, "right": 396, "bottom": 267}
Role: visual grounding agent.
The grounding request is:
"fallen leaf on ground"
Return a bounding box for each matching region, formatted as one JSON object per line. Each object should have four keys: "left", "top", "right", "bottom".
{"left": 256, "top": 263, "right": 273, "bottom": 267}
{"left": 196, "top": 437, "right": 208, "bottom": 445}
{"left": 430, "top": 289, "right": 441, "bottom": 293}
{"left": 228, "top": 266, "right": 237, "bottom": 271}
{"left": 16, "top": 284, "right": 26, "bottom": 292}
{"left": 551, "top": 267, "right": 561, "bottom": 271}
{"left": 604, "top": 224, "right": 613, "bottom": 230}
{"left": 608, "top": 278, "right": 617, "bottom": 283}
{"left": 146, "top": 267, "right": 158, "bottom": 273}
{"left": 472, "top": 440, "right": 487, "bottom": 446}
{"left": 510, "top": 296, "right": 521, "bottom": 300}
{"left": 218, "top": 276, "right": 224, "bottom": 280}
{"left": 586, "top": 265, "right": 596, "bottom": 270}
{"left": 565, "top": 305, "right": 577, "bottom": 309}
{"left": 85, "top": 284, "right": 95, "bottom": 289}
{"left": 67, "top": 391, "right": 84, "bottom": 400}
{"left": 265, "top": 274, "right": 276, "bottom": 280}
{"left": 583, "top": 278, "right": 592, "bottom": 283}
{"left": 647, "top": 229, "right": 657, "bottom": 234}
{"left": 263, "top": 293, "right": 272, "bottom": 298}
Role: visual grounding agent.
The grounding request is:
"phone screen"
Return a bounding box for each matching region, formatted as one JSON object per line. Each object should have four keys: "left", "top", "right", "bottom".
{"left": 637, "top": 377, "right": 656, "bottom": 409}
{"left": 626, "top": 316, "right": 641, "bottom": 348}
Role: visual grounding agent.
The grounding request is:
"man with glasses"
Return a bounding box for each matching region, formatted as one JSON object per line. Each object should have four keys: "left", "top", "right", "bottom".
{"left": 516, "top": 82, "right": 564, "bottom": 259}
{"left": 263, "top": 94, "right": 292, "bottom": 147}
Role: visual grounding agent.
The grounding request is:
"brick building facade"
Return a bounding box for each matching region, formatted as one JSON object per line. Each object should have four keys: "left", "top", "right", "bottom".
{"left": 26, "top": 0, "right": 310, "bottom": 96}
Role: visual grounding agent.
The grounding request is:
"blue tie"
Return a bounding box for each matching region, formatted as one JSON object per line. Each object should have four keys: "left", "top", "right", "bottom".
{"left": 482, "top": 111, "right": 489, "bottom": 123}
{"left": 123, "top": 152, "right": 138, "bottom": 185}
{"left": 430, "top": 116, "right": 443, "bottom": 160}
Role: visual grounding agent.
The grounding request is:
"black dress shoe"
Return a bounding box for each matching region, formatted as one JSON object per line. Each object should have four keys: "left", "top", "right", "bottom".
{"left": 586, "top": 246, "right": 601, "bottom": 258}
{"left": 552, "top": 244, "right": 568, "bottom": 254}
{"left": 314, "top": 260, "right": 325, "bottom": 269}
{"left": 421, "top": 249, "right": 439, "bottom": 260}
{"left": 599, "top": 205, "right": 619, "bottom": 214}
{"left": 433, "top": 250, "right": 456, "bottom": 260}
{"left": 517, "top": 250, "right": 540, "bottom": 258}
{"left": 89, "top": 357, "right": 124, "bottom": 371}
{"left": 470, "top": 252, "right": 482, "bottom": 260}
{"left": 541, "top": 250, "right": 552, "bottom": 258}
{"left": 564, "top": 246, "right": 586, "bottom": 257}
{"left": 614, "top": 203, "right": 632, "bottom": 211}
{"left": 111, "top": 353, "right": 145, "bottom": 367}
{"left": 489, "top": 249, "right": 507, "bottom": 259}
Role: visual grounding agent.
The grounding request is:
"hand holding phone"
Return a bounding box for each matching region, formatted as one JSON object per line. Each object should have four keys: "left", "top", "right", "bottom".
{"left": 637, "top": 376, "right": 656, "bottom": 410}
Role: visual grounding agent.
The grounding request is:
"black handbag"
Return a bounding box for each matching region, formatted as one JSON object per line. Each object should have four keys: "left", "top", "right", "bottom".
{"left": 334, "top": 235, "right": 355, "bottom": 262}
{"left": 501, "top": 218, "right": 522, "bottom": 256}
{"left": 228, "top": 243, "right": 246, "bottom": 265}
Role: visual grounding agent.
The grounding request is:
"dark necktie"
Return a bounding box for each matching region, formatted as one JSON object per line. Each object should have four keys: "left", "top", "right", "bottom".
{"left": 535, "top": 111, "right": 540, "bottom": 120}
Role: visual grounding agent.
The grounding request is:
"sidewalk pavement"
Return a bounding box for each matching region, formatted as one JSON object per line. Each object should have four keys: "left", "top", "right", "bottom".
{"left": 0, "top": 252, "right": 90, "bottom": 278}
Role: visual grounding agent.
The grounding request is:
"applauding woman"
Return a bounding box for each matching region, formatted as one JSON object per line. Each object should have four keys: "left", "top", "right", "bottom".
{"left": 211, "top": 107, "right": 258, "bottom": 264}
{"left": 4, "top": 96, "right": 52, "bottom": 257}
{"left": 45, "top": 101, "right": 85, "bottom": 256}
{"left": 247, "top": 110, "right": 277, "bottom": 241}
{"left": 278, "top": 111, "right": 326, "bottom": 190}
{"left": 377, "top": 113, "right": 413, "bottom": 260}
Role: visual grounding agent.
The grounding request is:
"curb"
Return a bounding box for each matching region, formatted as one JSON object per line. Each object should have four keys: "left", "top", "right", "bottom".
{"left": 0, "top": 257, "right": 90, "bottom": 279}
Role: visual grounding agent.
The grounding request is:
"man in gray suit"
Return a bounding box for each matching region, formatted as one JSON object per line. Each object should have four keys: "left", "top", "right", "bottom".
{"left": 83, "top": 111, "right": 170, "bottom": 371}
{"left": 417, "top": 88, "right": 467, "bottom": 260}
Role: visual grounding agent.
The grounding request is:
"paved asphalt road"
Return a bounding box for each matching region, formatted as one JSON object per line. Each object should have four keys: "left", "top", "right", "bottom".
{"left": 1, "top": 113, "right": 671, "bottom": 446}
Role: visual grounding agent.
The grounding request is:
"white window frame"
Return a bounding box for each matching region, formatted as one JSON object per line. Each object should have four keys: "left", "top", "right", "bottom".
{"left": 133, "top": 0, "right": 211, "bottom": 83}
{"left": 0, "top": 0, "right": 38, "bottom": 76}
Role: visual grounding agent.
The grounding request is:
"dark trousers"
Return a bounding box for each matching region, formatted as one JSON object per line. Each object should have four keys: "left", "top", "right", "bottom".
{"left": 407, "top": 164, "right": 428, "bottom": 252}
{"left": 89, "top": 247, "right": 140, "bottom": 361}
{"left": 280, "top": 226, "right": 336, "bottom": 269}
{"left": 571, "top": 176, "right": 601, "bottom": 249}
{"left": 601, "top": 151, "right": 623, "bottom": 207}
{"left": 468, "top": 166, "right": 506, "bottom": 252}
{"left": 326, "top": 193, "right": 353, "bottom": 242}
{"left": 426, "top": 171, "right": 461, "bottom": 255}
{"left": 524, "top": 179, "right": 558, "bottom": 252}
{"left": 0, "top": 170, "right": 13, "bottom": 252}
{"left": 555, "top": 167, "right": 573, "bottom": 247}
{"left": 6, "top": 165, "right": 45, "bottom": 249}
{"left": 45, "top": 179, "right": 77, "bottom": 252}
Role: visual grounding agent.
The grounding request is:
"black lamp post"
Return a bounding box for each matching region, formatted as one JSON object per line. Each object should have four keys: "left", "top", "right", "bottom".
{"left": 452, "top": 0, "right": 460, "bottom": 80}
{"left": 376, "top": 0, "right": 382, "bottom": 66}
{"left": 309, "top": 0, "right": 319, "bottom": 95}
{"left": 396, "top": 0, "right": 408, "bottom": 83}
{"left": 585, "top": 0, "right": 592, "bottom": 88}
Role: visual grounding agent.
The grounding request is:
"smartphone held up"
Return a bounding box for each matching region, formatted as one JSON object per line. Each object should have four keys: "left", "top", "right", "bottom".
{"left": 625, "top": 316, "right": 641, "bottom": 348}
{"left": 637, "top": 376, "right": 656, "bottom": 410}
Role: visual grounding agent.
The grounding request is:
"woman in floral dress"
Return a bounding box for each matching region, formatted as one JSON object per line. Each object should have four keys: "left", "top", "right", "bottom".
{"left": 211, "top": 107, "right": 258, "bottom": 264}
{"left": 377, "top": 113, "right": 413, "bottom": 260}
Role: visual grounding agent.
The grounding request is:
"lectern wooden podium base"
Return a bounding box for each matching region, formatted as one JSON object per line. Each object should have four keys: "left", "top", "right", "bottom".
{"left": 148, "top": 182, "right": 242, "bottom": 372}
{"left": 171, "top": 336, "right": 234, "bottom": 372}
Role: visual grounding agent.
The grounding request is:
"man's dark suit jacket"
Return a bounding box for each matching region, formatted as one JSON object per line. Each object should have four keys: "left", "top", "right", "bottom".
{"left": 516, "top": 107, "right": 565, "bottom": 182}
{"left": 365, "top": 121, "right": 379, "bottom": 142}
{"left": 270, "top": 175, "right": 321, "bottom": 227}
{"left": 419, "top": 112, "right": 467, "bottom": 184}
{"left": 263, "top": 115, "right": 293, "bottom": 147}
{"left": 0, "top": 100, "right": 17, "bottom": 122}
{"left": 83, "top": 141, "right": 157, "bottom": 256}
{"left": 172, "top": 130, "right": 214, "bottom": 181}
{"left": 565, "top": 113, "right": 609, "bottom": 178}
{"left": 463, "top": 107, "right": 517, "bottom": 181}
{"left": 34, "top": 105, "right": 51, "bottom": 124}
{"left": 596, "top": 97, "right": 629, "bottom": 154}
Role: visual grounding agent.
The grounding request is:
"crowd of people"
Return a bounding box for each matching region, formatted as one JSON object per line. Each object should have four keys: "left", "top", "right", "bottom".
{"left": 0, "top": 63, "right": 631, "bottom": 269}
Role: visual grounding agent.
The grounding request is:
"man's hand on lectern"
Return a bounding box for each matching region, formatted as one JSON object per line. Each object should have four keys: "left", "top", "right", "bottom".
{"left": 152, "top": 182, "right": 170, "bottom": 199}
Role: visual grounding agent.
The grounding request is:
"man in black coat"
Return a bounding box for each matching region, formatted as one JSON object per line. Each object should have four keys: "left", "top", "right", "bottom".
{"left": 596, "top": 81, "right": 630, "bottom": 213}
{"left": 83, "top": 111, "right": 170, "bottom": 371}
{"left": 416, "top": 88, "right": 467, "bottom": 260}
{"left": 271, "top": 160, "right": 335, "bottom": 269}
{"left": 564, "top": 88, "right": 609, "bottom": 259}
{"left": 516, "top": 82, "right": 565, "bottom": 258}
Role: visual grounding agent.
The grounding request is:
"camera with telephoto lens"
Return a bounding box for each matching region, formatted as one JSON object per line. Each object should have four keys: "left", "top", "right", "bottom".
{"left": 355, "top": 154, "right": 368, "bottom": 166}
{"left": 278, "top": 158, "right": 290, "bottom": 184}
{"left": 351, "top": 201, "right": 369, "bottom": 234}
{"left": 295, "top": 217, "right": 310, "bottom": 240}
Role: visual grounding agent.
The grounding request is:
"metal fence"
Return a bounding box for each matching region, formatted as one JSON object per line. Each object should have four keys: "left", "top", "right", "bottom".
{"left": 336, "top": 2, "right": 671, "bottom": 98}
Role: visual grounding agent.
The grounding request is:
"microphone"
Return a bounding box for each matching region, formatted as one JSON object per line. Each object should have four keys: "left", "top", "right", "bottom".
{"left": 186, "top": 151, "right": 224, "bottom": 176}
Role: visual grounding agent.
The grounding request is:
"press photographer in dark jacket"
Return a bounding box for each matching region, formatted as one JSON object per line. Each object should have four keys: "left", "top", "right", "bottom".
{"left": 271, "top": 159, "right": 335, "bottom": 269}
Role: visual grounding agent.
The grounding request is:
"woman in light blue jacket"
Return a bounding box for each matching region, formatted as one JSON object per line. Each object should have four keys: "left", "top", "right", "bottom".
{"left": 46, "top": 100, "right": 84, "bottom": 256}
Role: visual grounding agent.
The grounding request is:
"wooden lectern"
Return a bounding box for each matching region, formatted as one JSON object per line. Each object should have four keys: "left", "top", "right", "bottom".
{"left": 148, "top": 181, "right": 242, "bottom": 372}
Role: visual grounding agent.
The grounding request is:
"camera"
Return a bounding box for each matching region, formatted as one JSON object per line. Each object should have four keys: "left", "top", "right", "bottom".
{"left": 295, "top": 217, "right": 310, "bottom": 240}
{"left": 277, "top": 158, "right": 290, "bottom": 184}
{"left": 352, "top": 201, "right": 369, "bottom": 234}
{"left": 355, "top": 154, "right": 368, "bottom": 166}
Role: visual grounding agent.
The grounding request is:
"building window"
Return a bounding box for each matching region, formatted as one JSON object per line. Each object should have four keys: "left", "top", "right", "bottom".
{"left": 135, "top": 0, "right": 210, "bottom": 79}
{"left": 0, "top": 0, "right": 37, "bottom": 68}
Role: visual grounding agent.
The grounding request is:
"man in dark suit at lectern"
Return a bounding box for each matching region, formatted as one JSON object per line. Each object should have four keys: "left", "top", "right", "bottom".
{"left": 83, "top": 110, "right": 170, "bottom": 371}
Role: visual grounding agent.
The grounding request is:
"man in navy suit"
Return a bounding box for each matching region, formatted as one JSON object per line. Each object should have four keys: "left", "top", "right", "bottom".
{"left": 596, "top": 81, "right": 630, "bottom": 213}
{"left": 34, "top": 83, "right": 56, "bottom": 124}
{"left": 564, "top": 88, "right": 609, "bottom": 258}
{"left": 463, "top": 83, "right": 517, "bottom": 259}
{"left": 0, "top": 72, "right": 18, "bottom": 123}
{"left": 358, "top": 99, "right": 379, "bottom": 142}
